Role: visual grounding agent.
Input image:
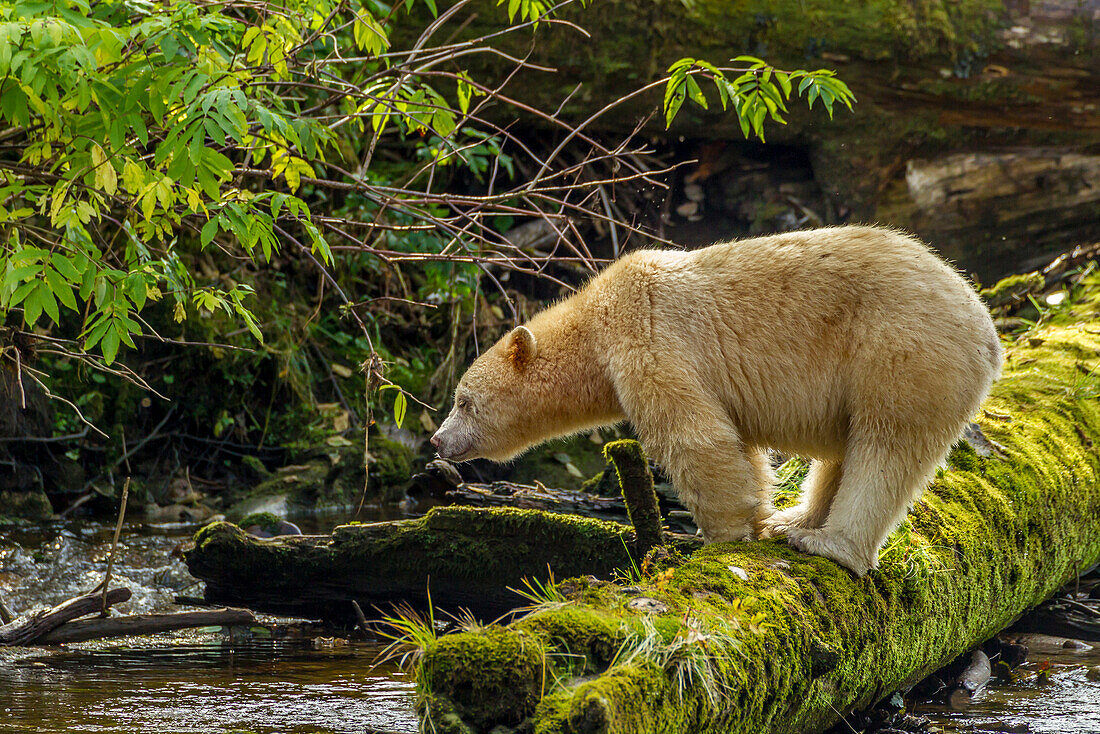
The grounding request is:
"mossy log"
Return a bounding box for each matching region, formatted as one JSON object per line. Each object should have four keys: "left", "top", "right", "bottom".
{"left": 414, "top": 276, "right": 1100, "bottom": 733}
{"left": 185, "top": 507, "right": 698, "bottom": 622}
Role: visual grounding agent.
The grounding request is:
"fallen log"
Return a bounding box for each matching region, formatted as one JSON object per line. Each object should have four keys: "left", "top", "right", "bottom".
{"left": 35, "top": 608, "right": 256, "bottom": 644}
{"left": 413, "top": 274, "right": 1100, "bottom": 733}
{"left": 409, "top": 479, "right": 629, "bottom": 520}
{"left": 0, "top": 589, "right": 131, "bottom": 646}
{"left": 185, "top": 508, "right": 701, "bottom": 622}
{"left": 407, "top": 459, "right": 699, "bottom": 535}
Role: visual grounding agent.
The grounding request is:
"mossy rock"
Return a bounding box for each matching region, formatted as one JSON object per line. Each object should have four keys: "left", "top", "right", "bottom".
{"left": 227, "top": 433, "right": 415, "bottom": 517}
{"left": 0, "top": 488, "right": 53, "bottom": 521}
{"left": 416, "top": 272, "right": 1100, "bottom": 732}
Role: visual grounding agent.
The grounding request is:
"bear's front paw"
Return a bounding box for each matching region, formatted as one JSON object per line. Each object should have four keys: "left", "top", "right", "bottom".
{"left": 785, "top": 527, "right": 877, "bottom": 576}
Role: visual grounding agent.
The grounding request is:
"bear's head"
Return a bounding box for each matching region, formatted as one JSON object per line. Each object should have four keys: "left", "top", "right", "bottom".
{"left": 431, "top": 325, "right": 539, "bottom": 463}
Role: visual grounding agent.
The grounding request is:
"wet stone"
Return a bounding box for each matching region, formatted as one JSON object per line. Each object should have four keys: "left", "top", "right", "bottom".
{"left": 1062, "top": 638, "right": 1092, "bottom": 651}
{"left": 625, "top": 597, "right": 669, "bottom": 614}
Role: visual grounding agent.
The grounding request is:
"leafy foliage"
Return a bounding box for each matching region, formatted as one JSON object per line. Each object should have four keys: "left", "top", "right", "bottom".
{"left": 663, "top": 56, "right": 856, "bottom": 137}
{"left": 0, "top": 0, "right": 854, "bottom": 458}
{"left": 0, "top": 0, "right": 339, "bottom": 366}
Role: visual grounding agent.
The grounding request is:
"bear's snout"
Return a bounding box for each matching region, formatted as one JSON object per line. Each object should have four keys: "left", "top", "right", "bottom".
{"left": 430, "top": 422, "right": 474, "bottom": 461}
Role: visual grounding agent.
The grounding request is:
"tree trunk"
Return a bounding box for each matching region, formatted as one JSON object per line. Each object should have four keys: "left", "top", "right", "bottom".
{"left": 413, "top": 274, "right": 1100, "bottom": 733}
{"left": 0, "top": 589, "right": 131, "bottom": 646}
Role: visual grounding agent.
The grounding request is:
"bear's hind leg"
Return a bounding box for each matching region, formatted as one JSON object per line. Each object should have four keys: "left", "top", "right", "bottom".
{"left": 785, "top": 436, "right": 944, "bottom": 575}
{"left": 760, "top": 459, "right": 842, "bottom": 536}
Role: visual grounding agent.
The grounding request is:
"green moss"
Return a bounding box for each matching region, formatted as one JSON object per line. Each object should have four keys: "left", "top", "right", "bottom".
{"left": 419, "top": 626, "right": 547, "bottom": 729}
{"left": 981, "top": 273, "right": 1045, "bottom": 309}
{"left": 580, "top": 468, "right": 620, "bottom": 497}
{"left": 946, "top": 440, "right": 980, "bottom": 473}
{"left": 238, "top": 512, "right": 282, "bottom": 532}
{"left": 368, "top": 435, "right": 414, "bottom": 486}
{"left": 227, "top": 433, "right": 414, "bottom": 516}
{"left": 915, "top": 77, "right": 1043, "bottom": 105}
{"left": 508, "top": 435, "right": 612, "bottom": 490}
{"left": 416, "top": 272, "right": 1100, "bottom": 733}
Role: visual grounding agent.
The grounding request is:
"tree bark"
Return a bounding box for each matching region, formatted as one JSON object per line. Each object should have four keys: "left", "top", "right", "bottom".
{"left": 413, "top": 273, "right": 1100, "bottom": 733}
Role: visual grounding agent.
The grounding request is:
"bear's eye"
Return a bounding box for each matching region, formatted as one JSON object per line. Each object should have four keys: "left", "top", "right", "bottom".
{"left": 456, "top": 396, "right": 471, "bottom": 411}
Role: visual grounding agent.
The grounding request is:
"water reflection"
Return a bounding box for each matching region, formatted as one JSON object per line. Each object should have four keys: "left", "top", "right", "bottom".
{"left": 0, "top": 636, "right": 417, "bottom": 734}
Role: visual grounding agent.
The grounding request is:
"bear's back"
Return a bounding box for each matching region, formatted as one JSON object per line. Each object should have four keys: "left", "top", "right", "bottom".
{"left": 591, "top": 225, "right": 1000, "bottom": 455}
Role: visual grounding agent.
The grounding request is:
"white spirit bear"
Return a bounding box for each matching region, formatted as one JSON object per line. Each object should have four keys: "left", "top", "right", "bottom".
{"left": 431, "top": 226, "right": 1002, "bottom": 575}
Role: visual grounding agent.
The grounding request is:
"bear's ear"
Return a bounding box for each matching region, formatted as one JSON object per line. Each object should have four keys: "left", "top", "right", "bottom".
{"left": 506, "top": 326, "right": 537, "bottom": 370}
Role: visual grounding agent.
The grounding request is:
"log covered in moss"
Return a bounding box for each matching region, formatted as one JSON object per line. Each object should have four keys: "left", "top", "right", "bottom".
{"left": 414, "top": 274, "right": 1100, "bottom": 733}
{"left": 185, "top": 506, "right": 687, "bottom": 621}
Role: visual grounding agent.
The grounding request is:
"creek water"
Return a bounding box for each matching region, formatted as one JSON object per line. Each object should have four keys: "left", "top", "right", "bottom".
{"left": 917, "top": 643, "right": 1100, "bottom": 734}
{"left": 2, "top": 517, "right": 1098, "bottom": 733}
{"left": 0, "top": 517, "right": 418, "bottom": 733}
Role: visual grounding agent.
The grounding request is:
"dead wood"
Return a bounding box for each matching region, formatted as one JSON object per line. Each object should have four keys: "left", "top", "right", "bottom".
{"left": 35, "top": 607, "right": 257, "bottom": 644}
{"left": 0, "top": 588, "right": 131, "bottom": 646}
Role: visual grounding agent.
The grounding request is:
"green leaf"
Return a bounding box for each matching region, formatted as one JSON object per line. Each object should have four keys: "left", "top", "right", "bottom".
{"left": 83, "top": 317, "right": 110, "bottom": 351}
{"left": 39, "top": 284, "right": 59, "bottom": 324}
{"left": 393, "top": 391, "right": 407, "bottom": 428}
{"left": 101, "top": 323, "right": 120, "bottom": 364}
{"left": 201, "top": 218, "right": 219, "bottom": 247}
{"left": 50, "top": 253, "right": 82, "bottom": 281}
{"left": 44, "top": 268, "right": 78, "bottom": 311}
{"left": 125, "top": 272, "right": 146, "bottom": 310}
{"left": 23, "top": 282, "right": 45, "bottom": 326}
{"left": 90, "top": 143, "right": 117, "bottom": 195}
{"left": 684, "top": 75, "right": 707, "bottom": 109}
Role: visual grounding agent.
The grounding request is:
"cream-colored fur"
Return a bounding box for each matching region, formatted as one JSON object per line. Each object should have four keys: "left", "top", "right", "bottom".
{"left": 431, "top": 225, "right": 1003, "bottom": 575}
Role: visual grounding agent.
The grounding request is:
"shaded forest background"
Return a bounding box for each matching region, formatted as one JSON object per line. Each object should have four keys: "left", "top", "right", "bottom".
{"left": 1, "top": 0, "right": 1097, "bottom": 521}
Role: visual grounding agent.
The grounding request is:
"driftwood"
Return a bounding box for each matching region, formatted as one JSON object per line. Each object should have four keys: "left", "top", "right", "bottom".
{"left": 408, "top": 457, "right": 698, "bottom": 535}
{"left": 0, "top": 589, "right": 131, "bottom": 646}
{"left": 982, "top": 241, "right": 1100, "bottom": 313}
{"left": 35, "top": 608, "right": 257, "bottom": 644}
{"left": 1014, "top": 595, "right": 1100, "bottom": 641}
{"left": 410, "top": 479, "right": 628, "bottom": 520}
